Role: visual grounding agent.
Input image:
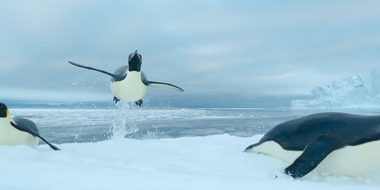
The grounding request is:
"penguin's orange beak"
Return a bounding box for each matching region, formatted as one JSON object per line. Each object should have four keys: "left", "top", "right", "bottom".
{"left": 130, "top": 52, "right": 141, "bottom": 59}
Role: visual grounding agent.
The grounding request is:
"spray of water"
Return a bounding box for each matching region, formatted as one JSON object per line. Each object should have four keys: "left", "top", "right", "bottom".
{"left": 110, "top": 101, "right": 139, "bottom": 140}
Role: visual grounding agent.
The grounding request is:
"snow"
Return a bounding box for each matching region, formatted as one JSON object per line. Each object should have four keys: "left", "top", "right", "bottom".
{"left": 1, "top": 135, "right": 380, "bottom": 190}
{"left": 292, "top": 69, "right": 380, "bottom": 108}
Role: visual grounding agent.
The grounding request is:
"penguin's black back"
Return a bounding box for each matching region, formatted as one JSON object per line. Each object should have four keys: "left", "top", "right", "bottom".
{"left": 255, "top": 112, "right": 380, "bottom": 151}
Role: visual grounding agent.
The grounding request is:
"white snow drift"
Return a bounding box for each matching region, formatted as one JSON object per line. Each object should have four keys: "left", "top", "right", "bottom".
{"left": 0, "top": 135, "right": 380, "bottom": 190}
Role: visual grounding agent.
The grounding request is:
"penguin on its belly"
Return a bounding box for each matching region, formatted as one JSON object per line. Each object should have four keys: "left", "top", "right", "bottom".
{"left": 69, "top": 50, "right": 184, "bottom": 106}
{"left": 0, "top": 103, "right": 59, "bottom": 150}
{"left": 245, "top": 112, "right": 380, "bottom": 178}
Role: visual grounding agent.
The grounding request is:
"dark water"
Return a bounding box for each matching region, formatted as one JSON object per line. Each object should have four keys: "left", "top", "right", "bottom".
{"left": 10, "top": 106, "right": 380, "bottom": 144}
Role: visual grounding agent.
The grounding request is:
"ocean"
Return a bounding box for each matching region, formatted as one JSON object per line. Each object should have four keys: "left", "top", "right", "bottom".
{"left": 10, "top": 105, "right": 380, "bottom": 144}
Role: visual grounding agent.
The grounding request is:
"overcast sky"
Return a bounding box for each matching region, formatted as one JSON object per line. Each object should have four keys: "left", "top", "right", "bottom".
{"left": 1, "top": 0, "right": 380, "bottom": 108}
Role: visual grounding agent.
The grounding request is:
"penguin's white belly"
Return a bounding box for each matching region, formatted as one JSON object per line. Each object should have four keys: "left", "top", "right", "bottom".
{"left": 111, "top": 72, "right": 148, "bottom": 102}
{"left": 0, "top": 118, "right": 39, "bottom": 148}
{"left": 248, "top": 140, "right": 380, "bottom": 176}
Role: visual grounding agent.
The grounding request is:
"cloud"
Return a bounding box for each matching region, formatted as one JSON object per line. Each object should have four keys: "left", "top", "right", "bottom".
{"left": 0, "top": 0, "right": 380, "bottom": 107}
{"left": 0, "top": 85, "right": 110, "bottom": 102}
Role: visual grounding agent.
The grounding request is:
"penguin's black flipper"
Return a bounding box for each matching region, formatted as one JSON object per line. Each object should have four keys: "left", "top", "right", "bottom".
{"left": 10, "top": 121, "right": 60, "bottom": 151}
{"left": 285, "top": 135, "right": 344, "bottom": 178}
{"left": 244, "top": 142, "right": 263, "bottom": 152}
{"left": 35, "top": 134, "right": 60, "bottom": 151}
{"left": 68, "top": 61, "right": 116, "bottom": 78}
{"left": 148, "top": 81, "right": 184, "bottom": 92}
{"left": 11, "top": 117, "right": 39, "bottom": 135}
{"left": 113, "top": 96, "right": 120, "bottom": 104}
{"left": 135, "top": 100, "right": 143, "bottom": 107}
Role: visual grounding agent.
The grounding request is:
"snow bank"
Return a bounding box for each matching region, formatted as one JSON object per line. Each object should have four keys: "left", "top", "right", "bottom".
{"left": 0, "top": 135, "right": 379, "bottom": 190}
{"left": 292, "top": 69, "right": 380, "bottom": 108}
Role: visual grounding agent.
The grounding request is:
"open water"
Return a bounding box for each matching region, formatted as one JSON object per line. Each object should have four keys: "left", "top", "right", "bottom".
{"left": 9, "top": 104, "right": 380, "bottom": 145}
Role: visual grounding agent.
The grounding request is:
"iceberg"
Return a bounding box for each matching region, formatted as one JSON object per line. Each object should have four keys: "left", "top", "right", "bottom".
{"left": 291, "top": 69, "right": 380, "bottom": 108}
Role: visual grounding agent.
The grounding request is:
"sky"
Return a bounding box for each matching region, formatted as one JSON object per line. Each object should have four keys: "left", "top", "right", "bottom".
{"left": 0, "top": 0, "right": 380, "bottom": 108}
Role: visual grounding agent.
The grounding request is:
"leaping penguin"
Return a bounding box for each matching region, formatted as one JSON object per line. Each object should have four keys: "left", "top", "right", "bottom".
{"left": 68, "top": 50, "right": 184, "bottom": 106}
{"left": 0, "top": 103, "right": 60, "bottom": 150}
{"left": 245, "top": 112, "right": 380, "bottom": 179}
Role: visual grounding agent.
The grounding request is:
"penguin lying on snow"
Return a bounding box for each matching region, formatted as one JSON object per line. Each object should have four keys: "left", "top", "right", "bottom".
{"left": 0, "top": 103, "right": 60, "bottom": 150}
{"left": 68, "top": 50, "right": 184, "bottom": 106}
{"left": 245, "top": 112, "right": 380, "bottom": 179}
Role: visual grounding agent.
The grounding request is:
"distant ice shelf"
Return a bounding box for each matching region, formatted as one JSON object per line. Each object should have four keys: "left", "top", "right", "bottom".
{"left": 291, "top": 69, "right": 380, "bottom": 108}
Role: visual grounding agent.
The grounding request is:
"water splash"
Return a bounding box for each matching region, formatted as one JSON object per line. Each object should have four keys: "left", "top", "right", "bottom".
{"left": 125, "top": 125, "right": 162, "bottom": 139}
{"left": 110, "top": 101, "right": 139, "bottom": 140}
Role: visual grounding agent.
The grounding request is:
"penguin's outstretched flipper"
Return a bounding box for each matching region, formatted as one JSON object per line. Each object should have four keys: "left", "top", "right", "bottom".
{"left": 148, "top": 81, "right": 184, "bottom": 92}
{"left": 68, "top": 61, "right": 116, "bottom": 78}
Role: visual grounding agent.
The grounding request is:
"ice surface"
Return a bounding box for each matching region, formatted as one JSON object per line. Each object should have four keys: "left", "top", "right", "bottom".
{"left": 1, "top": 135, "right": 380, "bottom": 190}
{"left": 292, "top": 69, "right": 380, "bottom": 108}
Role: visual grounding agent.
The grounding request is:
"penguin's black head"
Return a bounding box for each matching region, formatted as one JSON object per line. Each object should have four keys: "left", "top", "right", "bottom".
{"left": 128, "top": 50, "right": 142, "bottom": 72}
{"left": 0, "top": 103, "right": 9, "bottom": 118}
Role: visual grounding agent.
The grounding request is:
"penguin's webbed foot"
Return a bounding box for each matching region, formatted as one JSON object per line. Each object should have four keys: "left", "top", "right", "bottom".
{"left": 135, "top": 100, "right": 143, "bottom": 107}
{"left": 113, "top": 96, "right": 120, "bottom": 104}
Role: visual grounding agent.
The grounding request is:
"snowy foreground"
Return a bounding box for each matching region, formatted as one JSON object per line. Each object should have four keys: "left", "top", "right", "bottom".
{"left": 1, "top": 135, "right": 380, "bottom": 190}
